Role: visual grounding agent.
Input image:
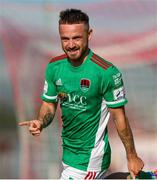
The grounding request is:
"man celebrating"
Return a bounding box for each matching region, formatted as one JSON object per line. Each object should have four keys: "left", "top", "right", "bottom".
{"left": 19, "top": 9, "right": 144, "bottom": 179}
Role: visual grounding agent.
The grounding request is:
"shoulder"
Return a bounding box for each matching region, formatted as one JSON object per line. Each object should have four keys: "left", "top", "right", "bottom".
{"left": 90, "top": 52, "right": 122, "bottom": 79}
{"left": 90, "top": 53, "right": 113, "bottom": 70}
{"left": 49, "top": 54, "right": 67, "bottom": 64}
{"left": 90, "top": 53, "right": 119, "bottom": 74}
{"left": 45, "top": 54, "right": 67, "bottom": 75}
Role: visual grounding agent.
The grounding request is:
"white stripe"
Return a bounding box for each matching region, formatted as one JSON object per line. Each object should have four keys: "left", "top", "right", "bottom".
{"left": 43, "top": 94, "right": 57, "bottom": 100}
{"left": 95, "top": 31, "right": 157, "bottom": 56}
{"left": 87, "top": 100, "right": 110, "bottom": 171}
{"left": 105, "top": 98, "right": 126, "bottom": 105}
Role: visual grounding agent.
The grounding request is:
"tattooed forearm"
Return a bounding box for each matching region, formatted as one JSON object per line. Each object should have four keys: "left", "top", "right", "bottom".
{"left": 118, "top": 122, "right": 136, "bottom": 157}
{"left": 37, "top": 102, "right": 57, "bottom": 129}
{"left": 41, "top": 112, "right": 54, "bottom": 128}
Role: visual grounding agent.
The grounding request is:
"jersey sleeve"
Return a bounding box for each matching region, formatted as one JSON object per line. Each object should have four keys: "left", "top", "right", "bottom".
{"left": 102, "top": 65, "right": 128, "bottom": 108}
{"left": 41, "top": 64, "right": 58, "bottom": 103}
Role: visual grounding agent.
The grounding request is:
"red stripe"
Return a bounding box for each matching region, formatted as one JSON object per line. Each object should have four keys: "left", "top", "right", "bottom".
{"left": 49, "top": 54, "right": 67, "bottom": 63}
{"left": 91, "top": 55, "right": 112, "bottom": 70}
{"left": 84, "top": 172, "right": 91, "bottom": 180}
{"left": 91, "top": 57, "right": 110, "bottom": 70}
{"left": 93, "top": 172, "right": 96, "bottom": 179}
{"left": 84, "top": 171, "right": 97, "bottom": 180}
{"left": 88, "top": 172, "right": 93, "bottom": 179}
{"left": 92, "top": 54, "right": 111, "bottom": 69}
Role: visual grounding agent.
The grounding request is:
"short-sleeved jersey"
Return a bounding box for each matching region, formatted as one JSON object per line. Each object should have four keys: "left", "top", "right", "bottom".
{"left": 41, "top": 49, "right": 128, "bottom": 172}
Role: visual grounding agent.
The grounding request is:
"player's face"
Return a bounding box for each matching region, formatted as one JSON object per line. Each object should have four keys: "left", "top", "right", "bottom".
{"left": 59, "top": 23, "right": 92, "bottom": 61}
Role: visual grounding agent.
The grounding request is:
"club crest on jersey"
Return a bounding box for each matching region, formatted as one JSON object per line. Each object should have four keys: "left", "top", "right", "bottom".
{"left": 80, "top": 79, "right": 90, "bottom": 92}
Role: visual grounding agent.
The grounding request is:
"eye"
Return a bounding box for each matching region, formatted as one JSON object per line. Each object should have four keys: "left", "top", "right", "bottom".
{"left": 61, "top": 37, "right": 69, "bottom": 42}
{"left": 74, "top": 36, "right": 81, "bottom": 41}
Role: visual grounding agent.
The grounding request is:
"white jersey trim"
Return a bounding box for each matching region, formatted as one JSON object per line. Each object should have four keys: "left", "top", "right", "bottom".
{"left": 105, "top": 98, "right": 126, "bottom": 105}
{"left": 87, "top": 99, "right": 110, "bottom": 171}
{"left": 43, "top": 94, "right": 57, "bottom": 100}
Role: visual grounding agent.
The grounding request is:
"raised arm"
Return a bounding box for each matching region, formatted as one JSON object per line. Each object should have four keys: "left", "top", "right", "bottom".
{"left": 19, "top": 101, "right": 57, "bottom": 136}
{"left": 109, "top": 106, "right": 144, "bottom": 179}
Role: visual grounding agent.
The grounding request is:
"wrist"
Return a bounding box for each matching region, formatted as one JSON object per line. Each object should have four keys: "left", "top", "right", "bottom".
{"left": 37, "top": 119, "right": 44, "bottom": 130}
{"left": 127, "top": 152, "right": 138, "bottom": 160}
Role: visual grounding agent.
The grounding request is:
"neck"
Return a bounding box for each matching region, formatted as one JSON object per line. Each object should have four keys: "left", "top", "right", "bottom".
{"left": 69, "top": 48, "right": 89, "bottom": 67}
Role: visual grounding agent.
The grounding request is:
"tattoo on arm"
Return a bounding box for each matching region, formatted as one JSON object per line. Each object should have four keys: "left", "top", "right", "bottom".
{"left": 42, "top": 112, "right": 54, "bottom": 129}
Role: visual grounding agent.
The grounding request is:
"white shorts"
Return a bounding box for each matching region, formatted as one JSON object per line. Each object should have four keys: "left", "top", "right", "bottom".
{"left": 60, "top": 163, "right": 108, "bottom": 180}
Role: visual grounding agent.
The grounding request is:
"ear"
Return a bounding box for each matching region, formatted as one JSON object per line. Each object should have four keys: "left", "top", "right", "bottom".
{"left": 88, "top": 29, "right": 93, "bottom": 41}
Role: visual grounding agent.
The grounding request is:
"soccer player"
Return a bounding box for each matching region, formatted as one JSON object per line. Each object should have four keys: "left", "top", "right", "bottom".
{"left": 19, "top": 9, "right": 144, "bottom": 179}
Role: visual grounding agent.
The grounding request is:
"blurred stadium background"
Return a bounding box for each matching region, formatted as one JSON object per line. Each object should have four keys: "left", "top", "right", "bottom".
{"left": 0, "top": 0, "right": 157, "bottom": 178}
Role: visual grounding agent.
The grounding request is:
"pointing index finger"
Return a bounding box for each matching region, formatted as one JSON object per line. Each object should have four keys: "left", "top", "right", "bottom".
{"left": 18, "top": 121, "right": 30, "bottom": 126}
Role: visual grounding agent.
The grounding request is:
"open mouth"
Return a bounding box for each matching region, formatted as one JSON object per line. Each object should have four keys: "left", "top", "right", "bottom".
{"left": 67, "top": 49, "right": 79, "bottom": 55}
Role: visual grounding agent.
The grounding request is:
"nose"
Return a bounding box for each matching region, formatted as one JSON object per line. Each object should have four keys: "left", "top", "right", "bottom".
{"left": 68, "top": 40, "right": 75, "bottom": 49}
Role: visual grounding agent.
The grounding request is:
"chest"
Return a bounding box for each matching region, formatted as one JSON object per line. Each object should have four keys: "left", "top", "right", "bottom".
{"left": 54, "top": 70, "right": 100, "bottom": 98}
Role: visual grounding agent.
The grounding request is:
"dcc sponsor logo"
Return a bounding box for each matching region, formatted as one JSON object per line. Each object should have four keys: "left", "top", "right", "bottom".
{"left": 58, "top": 92, "right": 87, "bottom": 110}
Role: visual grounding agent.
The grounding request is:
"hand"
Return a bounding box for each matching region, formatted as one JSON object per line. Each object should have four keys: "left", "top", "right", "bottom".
{"left": 19, "top": 120, "right": 43, "bottom": 136}
{"left": 127, "top": 154, "right": 144, "bottom": 179}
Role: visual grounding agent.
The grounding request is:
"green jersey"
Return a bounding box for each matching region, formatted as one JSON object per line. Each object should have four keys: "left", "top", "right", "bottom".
{"left": 41, "top": 49, "right": 127, "bottom": 171}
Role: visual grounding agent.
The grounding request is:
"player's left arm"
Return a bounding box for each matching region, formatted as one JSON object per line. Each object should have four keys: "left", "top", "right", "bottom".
{"left": 109, "top": 106, "right": 144, "bottom": 179}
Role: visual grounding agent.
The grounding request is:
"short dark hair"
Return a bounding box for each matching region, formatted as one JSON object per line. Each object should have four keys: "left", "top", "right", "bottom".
{"left": 59, "top": 9, "right": 89, "bottom": 29}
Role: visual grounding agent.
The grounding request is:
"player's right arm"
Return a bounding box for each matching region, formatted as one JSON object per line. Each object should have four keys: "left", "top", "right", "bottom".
{"left": 19, "top": 101, "right": 57, "bottom": 136}
{"left": 19, "top": 61, "right": 58, "bottom": 136}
